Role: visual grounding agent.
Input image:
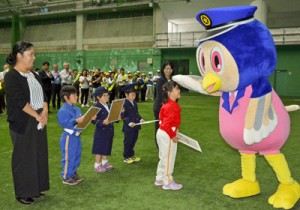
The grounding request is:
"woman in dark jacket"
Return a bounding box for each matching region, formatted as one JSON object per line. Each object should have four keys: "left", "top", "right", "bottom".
{"left": 153, "top": 61, "right": 174, "bottom": 148}
{"left": 5, "top": 41, "right": 50, "bottom": 205}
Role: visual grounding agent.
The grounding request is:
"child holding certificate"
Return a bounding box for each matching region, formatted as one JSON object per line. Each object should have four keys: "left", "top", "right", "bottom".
{"left": 121, "top": 83, "right": 144, "bottom": 164}
{"left": 57, "top": 85, "right": 85, "bottom": 185}
{"left": 92, "top": 86, "right": 114, "bottom": 173}
{"left": 155, "top": 81, "right": 182, "bottom": 190}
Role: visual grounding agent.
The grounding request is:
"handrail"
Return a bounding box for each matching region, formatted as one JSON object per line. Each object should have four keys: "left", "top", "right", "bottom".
{"left": 155, "top": 27, "right": 300, "bottom": 48}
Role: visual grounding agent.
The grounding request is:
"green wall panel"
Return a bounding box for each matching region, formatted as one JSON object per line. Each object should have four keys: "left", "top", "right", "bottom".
{"left": 161, "top": 48, "right": 198, "bottom": 75}
{"left": 84, "top": 49, "right": 161, "bottom": 73}
{"left": 31, "top": 48, "right": 161, "bottom": 73}
{"left": 34, "top": 51, "right": 81, "bottom": 70}
{"left": 1, "top": 49, "right": 161, "bottom": 73}
{"left": 275, "top": 45, "right": 300, "bottom": 97}
{"left": 2, "top": 45, "right": 300, "bottom": 97}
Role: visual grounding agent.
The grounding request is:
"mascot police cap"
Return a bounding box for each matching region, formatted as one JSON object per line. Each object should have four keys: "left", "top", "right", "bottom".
{"left": 196, "top": 5, "right": 257, "bottom": 42}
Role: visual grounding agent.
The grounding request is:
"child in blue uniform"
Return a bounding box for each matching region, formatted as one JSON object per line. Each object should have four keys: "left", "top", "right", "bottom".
{"left": 57, "top": 85, "right": 85, "bottom": 185}
{"left": 121, "top": 83, "right": 144, "bottom": 164}
{"left": 92, "top": 86, "right": 115, "bottom": 173}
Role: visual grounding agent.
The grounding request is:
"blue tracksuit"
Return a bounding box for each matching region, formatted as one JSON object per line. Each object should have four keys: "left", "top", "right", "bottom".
{"left": 57, "top": 103, "right": 82, "bottom": 180}
{"left": 121, "top": 99, "right": 142, "bottom": 159}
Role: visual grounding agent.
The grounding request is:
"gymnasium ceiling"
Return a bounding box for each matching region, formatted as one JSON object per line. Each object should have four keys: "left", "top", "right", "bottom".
{"left": 0, "top": 0, "right": 300, "bottom": 28}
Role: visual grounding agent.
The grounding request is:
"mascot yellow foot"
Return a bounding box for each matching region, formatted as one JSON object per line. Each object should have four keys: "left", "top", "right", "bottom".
{"left": 223, "top": 179, "right": 260, "bottom": 198}
{"left": 265, "top": 154, "right": 300, "bottom": 209}
{"left": 268, "top": 181, "right": 300, "bottom": 210}
{"left": 223, "top": 153, "right": 260, "bottom": 198}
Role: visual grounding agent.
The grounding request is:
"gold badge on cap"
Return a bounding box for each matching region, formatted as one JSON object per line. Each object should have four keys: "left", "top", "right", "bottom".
{"left": 200, "top": 14, "right": 211, "bottom": 27}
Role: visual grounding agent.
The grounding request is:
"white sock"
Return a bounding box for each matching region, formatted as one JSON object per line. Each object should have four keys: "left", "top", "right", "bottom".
{"left": 94, "top": 162, "right": 101, "bottom": 168}
{"left": 102, "top": 160, "right": 108, "bottom": 165}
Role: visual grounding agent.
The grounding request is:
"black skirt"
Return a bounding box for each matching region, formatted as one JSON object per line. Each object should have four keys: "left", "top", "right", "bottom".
{"left": 92, "top": 126, "right": 114, "bottom": 156}
{"left": 10, "top": 110, "right": 50, "bottom": 197}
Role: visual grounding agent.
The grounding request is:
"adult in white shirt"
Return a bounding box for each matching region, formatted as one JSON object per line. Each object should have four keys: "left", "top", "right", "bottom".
{"left": 79, "top": 69, "right": 91, "bottom": 107}
{"left": 116, "top": 68, "right": 128, "bottom": 99}
{"left": 60, "top": 62, "right": 73, "bottom": 86}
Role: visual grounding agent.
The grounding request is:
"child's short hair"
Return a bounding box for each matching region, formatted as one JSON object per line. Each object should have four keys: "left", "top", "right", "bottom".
{"left": 162, "top": 81, "right": 179, "bottom": 104}
{"left": 60, "top": 85, "right": 77, "bottom": 102}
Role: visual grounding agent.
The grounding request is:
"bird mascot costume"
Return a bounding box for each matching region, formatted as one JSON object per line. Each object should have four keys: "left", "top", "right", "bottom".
{"left": 173, "top": 5, "right": 300, "bottom": 209}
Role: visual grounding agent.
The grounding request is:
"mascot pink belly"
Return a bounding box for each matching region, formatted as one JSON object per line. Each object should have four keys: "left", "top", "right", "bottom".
{"left": 219, "top": 86, "right": 290, "bottom": 155}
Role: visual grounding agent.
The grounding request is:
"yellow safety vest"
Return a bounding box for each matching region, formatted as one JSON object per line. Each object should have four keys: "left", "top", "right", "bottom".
{"left": 101, "top": 77, "right": 107, "bottom": 87}
{"left": 108, "top": 80, "right": 116, "bottom": 91}
{"left": 74, "top": 73, "right": 80, "bottom": 83}
{"left": 141, "top": 78, "right": 148, "bottom": 88}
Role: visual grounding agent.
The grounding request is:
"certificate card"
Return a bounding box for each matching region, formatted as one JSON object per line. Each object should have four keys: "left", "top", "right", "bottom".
{"left": 74, "top": 106, "right": 101, "bottom": 130}
{"left": 176, "top": 132, "right": 202, "bottom": 152}
{"left": 135, "top": 120, "right": 158, "bottom": 125}
{"left": 108, "top": 99, "right": 125, "bottom": 123}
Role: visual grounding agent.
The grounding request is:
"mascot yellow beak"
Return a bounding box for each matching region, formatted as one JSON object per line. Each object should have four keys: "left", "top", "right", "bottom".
{"left": 202, "top": 73, "right": 222, "bottom": 93}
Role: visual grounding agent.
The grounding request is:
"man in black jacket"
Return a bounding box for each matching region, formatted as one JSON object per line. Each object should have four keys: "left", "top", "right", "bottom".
{"left": 39, "top": 61, "right": 53, "bottom": 111}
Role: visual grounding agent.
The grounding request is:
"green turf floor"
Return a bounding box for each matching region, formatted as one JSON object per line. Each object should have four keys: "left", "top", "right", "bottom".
{"left": 0, "top": 93, "right": 300, "bottom": 210}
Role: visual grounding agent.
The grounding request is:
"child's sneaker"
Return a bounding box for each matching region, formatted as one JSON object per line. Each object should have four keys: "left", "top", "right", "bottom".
{"left": 131, "top": 156, "right": 141, "bottom": 162}
{"left": 62, "top": 177, "right": 79, "bottom": 185}
{"left": 94, "top": 165, "right": 107, "bottom": 173}
{"left": 102, "top": 162, "right": 113, "bottom": 171}
{"left": 124, "top": 158, "right": 134, "bottom": 164}
{"left": 161, "top": 181, "right": 183, "bottom": 190}
{"left": 73, "top": 173, "right": 83, "bottom": 182}
{"left": 154, "top": 180, "right": 163, "bottom": 186}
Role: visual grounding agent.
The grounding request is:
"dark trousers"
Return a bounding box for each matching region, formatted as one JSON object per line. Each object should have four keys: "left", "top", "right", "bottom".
{"left": 81, "top": 88, "right": 89, "bottom": 105}
{"left": 135, "top": 90, "right": 140, "bottom": 102}
{"left": 109, "top": 89, "right": 116, "bottom": 104}
{"left": 45, "top": 89, "right": 52, "bottom": 110}
{"left": 0, "top": 88, "right": 4, "bottom": 113}
{"left": 10, "top": 110, "right": 49, "bottom": 197}
{"left": 140, "top": 89, "right": 146, "bottom": 102}
{"left": 118, "top": 85, "right": 125, "bottom": 99}
{"left": 52, "top": 84, "right": 61, "bottom": 109}
{"left": 123, "top": 130, "right": 139, "bottom": 159}
{"left": 74, "top": 84, "right": 80, "bottom": 102}
{"left": 154, "top": 84, "right": 157, "bottom": 99}
{"left": 154, "top": 111, "right": 159, "bottom": 148}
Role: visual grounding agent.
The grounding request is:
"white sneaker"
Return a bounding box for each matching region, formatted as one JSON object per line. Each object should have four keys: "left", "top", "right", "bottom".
{"left": 161, "top": 181, "right": 183, "bottom": 190}
{"left": 85, "top": 104, "right": 89, "bottom": 107}
{"left": 81, "top": 104, "right": 84, "bottom": 107}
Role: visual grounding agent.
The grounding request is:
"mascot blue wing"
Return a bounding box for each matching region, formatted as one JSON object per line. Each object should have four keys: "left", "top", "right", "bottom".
{"left": 243, "top": 93, "right": 278, "bottom": 145}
